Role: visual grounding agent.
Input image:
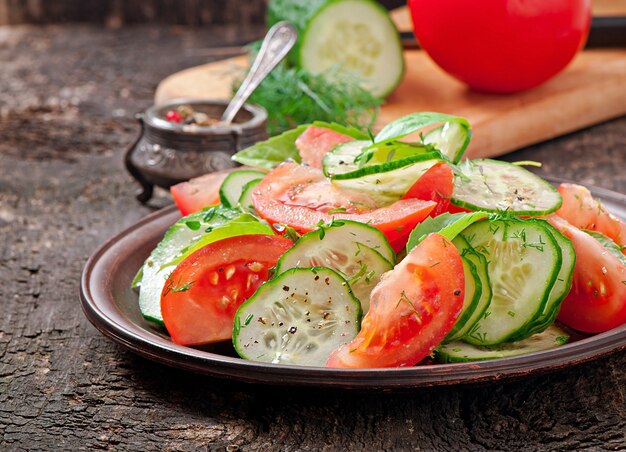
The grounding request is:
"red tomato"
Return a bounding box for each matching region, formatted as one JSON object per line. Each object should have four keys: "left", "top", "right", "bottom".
{"left": 326, "top": 233, "right": 464, "bottom": 368}
{"left": 295, "top": 125, "right": 353, "bottom": 169}
{"left": 548, "top": 216, "right": 626, "bottom": 333}
{"left": 252, "top": 162, "right": 436, "bottom": 251}
{"left": 557, "top": 183, "right": 626, "bottom": 254}
{"left": 402, "top": 161, "right": 454, "bottom": 217}
{"left": 170, "top": 167, "right": 266, "bottom": 216}
{"left": 161, "top": 234, "right": 293, "bottom": 346}
{"left": 408, "top": 0, "right": 591, "bottom": 93}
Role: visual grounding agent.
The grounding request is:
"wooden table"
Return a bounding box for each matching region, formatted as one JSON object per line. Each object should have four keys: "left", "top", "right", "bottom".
{"left": 1, "top": 25, "right": 625, "bottom": 450}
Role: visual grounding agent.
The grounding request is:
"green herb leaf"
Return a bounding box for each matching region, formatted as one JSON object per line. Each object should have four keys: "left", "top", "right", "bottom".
{"left": 232, "top": 125, "right": 308, "bottom": 169}
{"left": 406, "top": 212, "right": 487, "bottom": 252}
{"left": 374, "top": 112, "right": 470, "bottom": 145}
{"left": 236, "top": 64, "right": 381, "bottom": 137}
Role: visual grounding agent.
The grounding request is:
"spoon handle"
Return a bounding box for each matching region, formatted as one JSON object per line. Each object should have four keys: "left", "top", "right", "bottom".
{"left": 221, "top": 21, "right": 298, "bottom": 124}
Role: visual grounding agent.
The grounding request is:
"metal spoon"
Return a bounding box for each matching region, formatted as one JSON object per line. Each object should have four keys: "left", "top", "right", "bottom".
{"left": 221, "top": 21, "right": 298, "bottom": 124}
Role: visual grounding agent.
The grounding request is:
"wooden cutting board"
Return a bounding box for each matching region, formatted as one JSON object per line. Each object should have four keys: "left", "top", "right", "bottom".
{"left": 155, "top": 49, "right": 626, "bottom": 158}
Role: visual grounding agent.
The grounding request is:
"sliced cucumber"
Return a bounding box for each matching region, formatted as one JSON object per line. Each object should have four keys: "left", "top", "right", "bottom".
{"left": 423, "top": 121, "right": 471, "bottom": 163}
{"left": 444, "top": 256, "right": 482, "bottom": 343}
{"left": 267, "top": 0, "right": 404, "bottom": 98}
{"left": 437, "top": 325, "right": 570, "bottom": 363}
{"left": 274, "top": 220, "right": 394, "bottom": 312}
{"left": 332, "top": 157, "right": 442, "bottom": 206}
{"left": 450, "top": 236, "right": 493, "bottom": 342}
{"left": 233, "top": 267, "right": 362, "bottom": 366}
{"left": 322, "top": 140, "right": 368, "bottom": 177}
{"left": 237, "top": 178, "right": 262, "bottom": 215}
{"left": 522, "top": 224, "right": 576, "bottom": 337}
{"left": 460, "top": 218, "right": 562, "bottom": 345}
{"left": 219, "top": 170, "right": 266, "bottom": 208}
{"left": 451, "top": 159, "right": 562, "bottom": 215}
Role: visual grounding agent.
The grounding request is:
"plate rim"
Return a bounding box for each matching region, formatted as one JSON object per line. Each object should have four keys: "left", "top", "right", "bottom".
{"left": 80, "top": 178, "right": 626, "bottom": 389}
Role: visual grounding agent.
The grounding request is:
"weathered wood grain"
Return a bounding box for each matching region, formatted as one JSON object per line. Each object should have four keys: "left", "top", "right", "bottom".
{"left": 0, "top": 25, "right": 625, "bottom": 451}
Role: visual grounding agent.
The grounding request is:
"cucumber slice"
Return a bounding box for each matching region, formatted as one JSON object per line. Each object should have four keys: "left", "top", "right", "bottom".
{"left": 444, "top": 256, "right": 482, "bottom": 343}
{"left": 237, "top": 178, "right": 262, "bottom": 215}
{"left": 450, "top": 236, "right": 493, "bottom": 341}
{"left": 460, "top": 218, "right": 562, "bottom": 345}
{"left": 437, "top": 325, "right": 570, "bottom": 363}
{"left": 322, "top": 140, "right": 368, "bottom": 177}
{"left": 219, "top": 170, "right": 266, "bottom": 208}
{"left": 233, "top": 267, "right": 362, "bottom": 366}
{"left": 423, "top": 121, "right": 471, "bottom": 163}
{"left": 332, "top": 157, "right": 442, "bottom": 206}
{"left": 522, "top": 225, "right": 576, "bottom": 337}
{"left": 274, "top": 220, "right": 394, "bottom": 312}
{"left": 451, "top": 159, "right": 562, "bottom": 215}
{"left": 267, "top": 0, "right": 404, "bottom": 98}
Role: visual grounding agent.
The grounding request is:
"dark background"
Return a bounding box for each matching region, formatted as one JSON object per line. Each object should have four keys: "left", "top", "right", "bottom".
{"left": 0, "top": 0, "right": 404, "bottom": 26}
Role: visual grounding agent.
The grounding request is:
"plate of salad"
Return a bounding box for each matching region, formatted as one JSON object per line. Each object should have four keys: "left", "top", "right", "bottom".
{"left": 80, "top": 113, "right": 626, "bottom": 389}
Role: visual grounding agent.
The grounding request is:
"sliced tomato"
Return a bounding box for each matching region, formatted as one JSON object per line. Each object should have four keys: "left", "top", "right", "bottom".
{"left": 252, "top": 163, "right": 436, "bottom": 251}
{"left": 402, "top": 162, "right": 454, "bottom": 217}
{"left": 170, "top": 167, "right": 266, "bottom": 216}
{"left": 160, "top": 234, "right": 293, "bottom": 346}
{"left": 326, "top": 233, "right": 465, "bottom": 368}
{"left": 557, "top": 183, "right": 626, "bottom": 254}
{"left": 548, "top": 215, "right": 626, "bottom": 333}
{"left": 295, "top": 125, "right": 353, "bottom": 168}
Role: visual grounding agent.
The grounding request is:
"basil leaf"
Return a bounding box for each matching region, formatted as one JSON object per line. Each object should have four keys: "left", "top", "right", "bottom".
{"left": 312, "top": 121, "right": 370, "bottom": 140}
{"left": 406, "top": 212, "right": 487, "bottom": 252}
{"left": 232, "top": 125, "right": 308, "bottom": 169}
{"left": 374, "top": 112, "right": 470, "bottom": 144}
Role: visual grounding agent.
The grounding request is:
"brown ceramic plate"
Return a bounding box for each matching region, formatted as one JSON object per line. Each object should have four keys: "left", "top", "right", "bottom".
{"left": 80, "top": 180, "right": 626, "bottom": 389}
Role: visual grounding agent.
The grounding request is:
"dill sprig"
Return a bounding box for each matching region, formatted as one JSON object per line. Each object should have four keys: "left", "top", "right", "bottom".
{"left": 234, "top": 63, "right": 381, "bottom": 136}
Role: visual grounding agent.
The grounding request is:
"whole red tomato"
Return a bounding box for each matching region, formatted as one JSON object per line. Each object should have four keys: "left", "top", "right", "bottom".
{"left": 408, "top": 0, "right": 592, "bottom": 93}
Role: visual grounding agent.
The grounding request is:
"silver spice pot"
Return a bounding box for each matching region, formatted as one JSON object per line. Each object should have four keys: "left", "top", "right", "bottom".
{"left": 125, "top": 99, "right": 267, "bottom": 203}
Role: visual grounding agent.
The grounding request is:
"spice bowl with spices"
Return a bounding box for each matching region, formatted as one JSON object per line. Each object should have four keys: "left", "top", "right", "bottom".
{"left": 125, "top": 99, "right": 267, "bottom": 202}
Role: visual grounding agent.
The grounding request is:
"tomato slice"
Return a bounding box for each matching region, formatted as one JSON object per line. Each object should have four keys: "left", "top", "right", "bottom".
{"left": 326, "top": 233, "right": 465, "bottom": 368}
{"left": 170, "top": 167, "right": 266, "bottom": 216}
{"left": 548, "top": 215, "right": 626, "bottom": 333}
{"left": 295, "top": 125, "right": 353, "bottom": 168}
{"left": 160, "top": 234, "right": 293, "bottom": 346}
{"left": 402, "top": 161, "right": 454, "bottom": 217}
{"left": 557, "top": 183, "right": 626, "bottom": 254}
{"left": 252, "top": 163, "right": 436, "bottom": 251}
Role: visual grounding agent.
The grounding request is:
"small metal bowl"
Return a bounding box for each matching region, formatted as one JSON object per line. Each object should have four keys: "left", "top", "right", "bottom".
{"left": 125, "top": 99, "right": 267, "bottom": 203}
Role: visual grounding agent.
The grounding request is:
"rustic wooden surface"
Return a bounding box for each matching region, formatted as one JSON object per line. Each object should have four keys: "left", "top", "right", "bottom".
{"left": 1, "top": 25, "right": 625, "bottom": 451}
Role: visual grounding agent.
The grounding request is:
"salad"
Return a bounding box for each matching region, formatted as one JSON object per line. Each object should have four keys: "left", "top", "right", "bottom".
{"left": 132, "top": 112, "right": 626, "bottom": 368}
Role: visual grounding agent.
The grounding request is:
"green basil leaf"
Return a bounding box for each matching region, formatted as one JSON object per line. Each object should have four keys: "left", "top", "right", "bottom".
{"left": 374, "top": 112, "right": 470, "bottom": 144}
{"left": 312, "top": 121, "right": 370, "bottom": 140}
{"left": 232, "top": 125, "right": 308, "bottom": 169}
{"left": 406, "top": 212, "right": 487, "bottom": 252}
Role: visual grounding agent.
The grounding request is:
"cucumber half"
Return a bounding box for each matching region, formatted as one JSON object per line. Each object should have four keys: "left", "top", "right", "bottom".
{"left": 437, "top": 325, "right": 570, "bottom": 363}
{"left": 268, "top": 0, "right": 404, "bottom": 98}
{"left": 451, "top": 159, "right": 562, "bottom": 215}
{"left": 233, "top": 267, "right": 362, "bottom": 366}
{"left": 461, "top": 218, "right": 562, "bottom": 345}
{"left": 274, "top": 220, "right": 394, "bottom": 312}
{"left": 332, "top": 157, "right": 442, "bottom": 206}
